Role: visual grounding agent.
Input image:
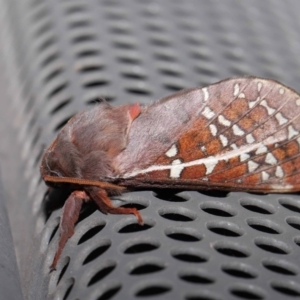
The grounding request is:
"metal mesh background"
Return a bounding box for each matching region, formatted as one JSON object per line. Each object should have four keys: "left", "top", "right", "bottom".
{"left": 0, "top": 0, "right": 300, "bottom": 299}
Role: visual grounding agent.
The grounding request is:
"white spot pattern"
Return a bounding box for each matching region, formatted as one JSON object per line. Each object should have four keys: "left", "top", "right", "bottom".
{"left": 202, "top": 87, "right": 209, "bottom": 102}
{"left": 249, "top": 97, "right": 260, "bottom": 108}
{"left": 202, "top": 107, "right": 215, "bottom": 119}
{"left": 260, "top": 100, "right": 275, "bottom": 115}
{"left": 219, "top": 134, "right": 228, "bottom": 147}
{"left": 265, "top": 153, "right": 277, "bottom": 165}
{"left": 170, "top": 159, "right": 184, "bottom": 178}
{"left": 209, "top": 124, "right": 217, "bottom": 136}
{"left": 296, "top": 98, "right": 300, "bottom": 106}
{"left": 275, "top": 112, "right": 288, "bottom": 125}
{"left": 246, "top": 133, "right": 255, "bottom": 144}
{"left": 262, "top": 171, "right": 270, "bottom": 182}
{"left": 279, "top": 88, "right": 285, "bottom": 95}
{"left": 166, "top": 144, "right": 178, "bottom": 157}
{"left": 124, "top": 142, "right": 265, "bottom": 179}
{"left": 288, "top": 125, "right": 298, "bottom": 139}
{"left": 255, "top": 145, "right": 267, "bottom": 155}
{"left": 257, "top": 82, "right": 262, "bottom": 92}
{"left": 240, "top": 153, "right": 250, "bottom": 162}
{"left": 232, "top": 124, "right": 244, "bottom": 136}
{"left": 204, "top": 159, "right": 218, "bottom": 175}
{"left": 238, "top": 93, "right": 245, "bottom": 98}
{"left": 275, "top": 166, "right": 284, "bottom": 178}
{"left": 218, "top": 115, "right": 231, "bottom": 127}
{"left": 248, "top": 160, "right": 259, "bottom": 172}
{"left": 234, "top": 83, "right": 240, "bottom": 96}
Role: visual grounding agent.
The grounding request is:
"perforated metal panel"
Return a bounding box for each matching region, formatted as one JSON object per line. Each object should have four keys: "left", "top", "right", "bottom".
{"left": 0, "top": 0, "right": 300, "bottom": 299}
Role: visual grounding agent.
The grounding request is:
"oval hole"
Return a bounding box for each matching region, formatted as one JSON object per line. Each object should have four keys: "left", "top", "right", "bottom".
{"left": 240, "top": 198, "right": 275, "bottom": 214}
{"left": 179, "top": 270, "right": 214, "bottom": 285}
{"left": 97, "top": 285, "right": 121, "bottom": 300}
{"left": 246, "top": 218, "right": 282, "bottom": 234}
{"left": 125, "top": 87, "right": 151, "bottom": 95}
{"left": 286, "top": 216, "right": 300, "bottom": 231}
{"left": 118, "top": 223, "right": 152, "bottom": 233}
{"left": 130, "top": 263, "right": 165, "bottom": 275}
{"left": 57, "top": 258, "right": 70, "bottom": 285}
{"left": 50, "top": 98, "right": 72, "bottom": 115}
{"left": 124, "top": 243, "right": 159, "bottom": 254}
{"left": 87, "top": 264, "right": 116, "bottom": 286}
{"left": 153, "top": 191, "right": 190, "bottom": 202}
{"left": 200, "top": 202, "right": 236, "bottom": 217}
{"left": 83, "top": 242, "right": 111, "bottom": 265}
{"left": 207, "top": 221, "right": 244, "bottom": 237}
{"left": 255, "top": 238, "right": 290, "bottom": 255}
{"left": 279, "top": 198, "right": 300, "bottom": 213}
{"left": 159, "top": 207, "right": 197, "bottom": 222}
{"left": 171, "top": 248, "right": 208, "bottom": 263}
{"left": 78, "top": 224, "right": 105, "bottom": 244}
{"left": 135, "top": 284, "right": 171, "bottom": 297}
{"left": 230, "top": 288, "right": 263, "bottom": 300}
{"left": 222, "top": 267, "right": 257, "bottom": 279}
{"left": 165, "top": 227, "right": 202, "bottom": 242}
{"left": 271, "top": 282, "right": 300, "bottom": 297}
{"left": 263, "top": 261, "right": 297, "bottom": 276}
{"left": 214, "top": 242, "right": 251, "bottom": 258}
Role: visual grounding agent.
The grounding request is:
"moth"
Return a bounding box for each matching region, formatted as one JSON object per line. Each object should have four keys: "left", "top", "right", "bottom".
{"left": 40, "top": 76, "right": 300, "bottom": 269}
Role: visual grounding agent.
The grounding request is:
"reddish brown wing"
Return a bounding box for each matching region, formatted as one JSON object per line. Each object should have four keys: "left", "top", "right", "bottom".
{"left": 113, "top": 77, "right": 300, "bottom": 192}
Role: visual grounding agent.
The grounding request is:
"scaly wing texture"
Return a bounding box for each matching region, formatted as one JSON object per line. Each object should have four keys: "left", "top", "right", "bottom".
{"left": 116, "top": 77, "right": 300, "bottom": 192}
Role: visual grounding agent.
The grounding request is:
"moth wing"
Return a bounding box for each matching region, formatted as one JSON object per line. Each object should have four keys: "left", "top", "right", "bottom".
{"left": 115, "top": 77, "right": 300, "bottom": 193}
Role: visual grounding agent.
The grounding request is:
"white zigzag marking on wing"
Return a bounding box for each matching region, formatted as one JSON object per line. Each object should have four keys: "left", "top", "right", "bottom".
{"left": 122, "top": 139, "right": 281, "bottom": 178}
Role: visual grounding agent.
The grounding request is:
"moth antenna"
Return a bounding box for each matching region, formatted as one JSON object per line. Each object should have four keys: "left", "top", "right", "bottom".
{"left": 43, "top": 175, "right": 125, "bottom": 191}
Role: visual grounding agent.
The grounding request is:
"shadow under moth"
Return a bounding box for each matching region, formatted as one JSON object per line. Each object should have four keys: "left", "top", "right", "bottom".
{"left": 40, "top": 76, "right": 300, "bottom": 269}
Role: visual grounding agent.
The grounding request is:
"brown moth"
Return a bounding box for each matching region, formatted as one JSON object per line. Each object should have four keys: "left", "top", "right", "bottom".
{"left": 40, "top": 77, "right": 300, "bottom": 269}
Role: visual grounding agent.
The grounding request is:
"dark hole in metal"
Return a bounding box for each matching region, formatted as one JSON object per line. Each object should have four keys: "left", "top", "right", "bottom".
{"left": 240, "top": 204, "right": 272, "bottom": 214}
{"left": 78, "top": 224, "right": 105, "bottom": 244}
{"left": 256, "top": 244, "right": 288, "bottom": 254}
{"left": 166, "top": 233, "right": 200, "bottom": 242}
{"left": 248, "top": 224, "right": 279, "bottom": 234}
{"left": 124, "top": 243, "right": 159, "bottom": 254}
{"left": 130, "top": 264, "right": 164, "bottom": 275}
{"left": 135, "top": 285, "right": 171, "bottom": 297}
{"left": 87, "top": 265, "right": 116, "bottom": 286}
{"left": 160, "top": 213, "right": 194, "bottom": 222}
{"left": 216, "top": 248, "right": 249, "bottom": 258}
{"left": 57, "top": 260, "right": 70, "bottom": 285}
{"left": 118, "top": 223, "right": 152, "bottom": 233}
{"left": 179, "top": 274, "right": 214, "bottom": 284}
{"left": 230, "top": 290, "right": 262, "bottom": 300}
{"left": 97, "top": 285, "right": 121, "bottom": 300}
{"left": 172, "top": 253, "right": 207, "bottom": 263}
{"left": 83, "top": 244, "right": 111, "bottom": 265}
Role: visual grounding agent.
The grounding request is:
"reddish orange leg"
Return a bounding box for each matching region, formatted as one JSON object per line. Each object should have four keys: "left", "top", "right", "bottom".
{"left": 50, "top": 190, "right": 88, "bottom": 270}
{"left": 87, "top": 187, "right": 144, "bottom": 225}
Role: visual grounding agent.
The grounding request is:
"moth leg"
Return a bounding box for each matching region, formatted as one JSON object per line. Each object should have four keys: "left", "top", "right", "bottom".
{"left": 88, "top": 187, "right": 144, "bottom": 225}
{"left": 50, "top": 190, "right": 89, "bottom": 270}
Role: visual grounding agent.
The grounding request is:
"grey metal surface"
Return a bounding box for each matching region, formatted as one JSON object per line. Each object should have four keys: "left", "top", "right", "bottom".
{"left": 0, "top": 170, "right": 23, "bottom": 300}
{"left": 0, "top": 0, "right": 300, "bottom": 299}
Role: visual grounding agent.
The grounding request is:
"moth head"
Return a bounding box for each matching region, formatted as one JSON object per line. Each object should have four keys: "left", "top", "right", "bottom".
{"left": 40, "top": 101, "right": 141, "bottom": 186}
